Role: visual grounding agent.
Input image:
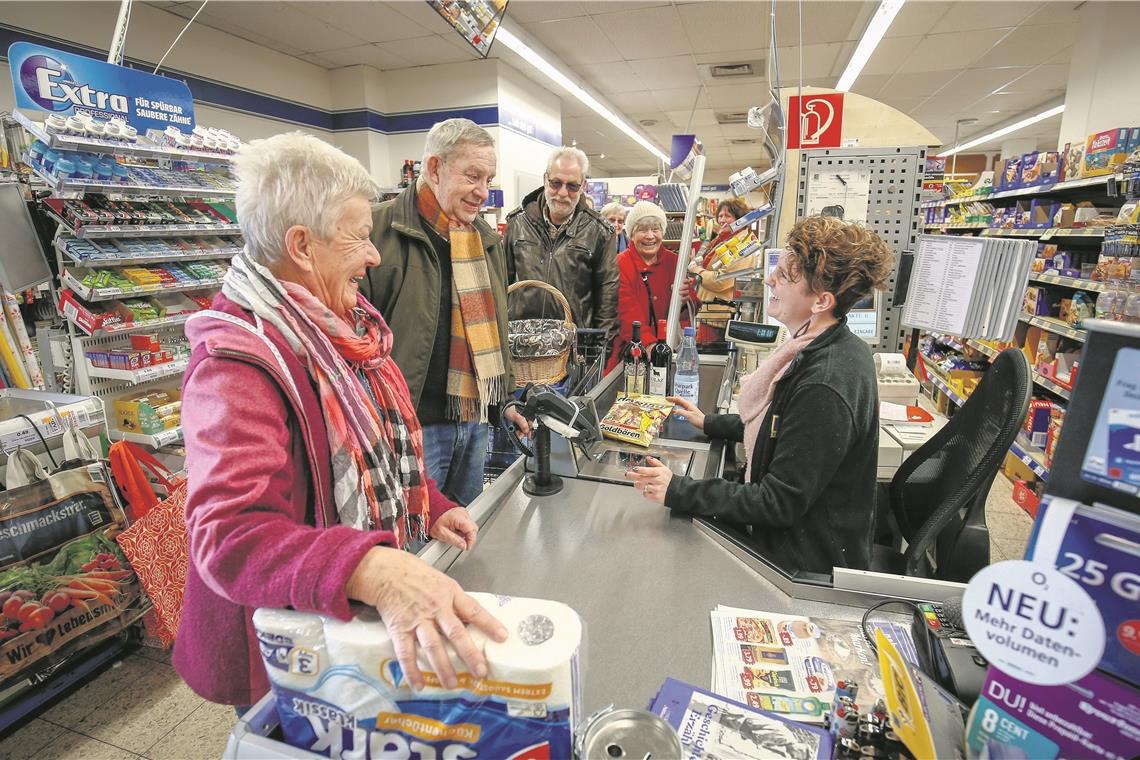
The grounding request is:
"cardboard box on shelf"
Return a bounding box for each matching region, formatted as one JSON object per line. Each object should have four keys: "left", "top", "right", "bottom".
{"left": 1082, "top": 127, "right": 1131, "bottom": 177}
{"left": 1011, "top": 480, "right": 1041, "bottom": 517}
{"left": 1002, "top": 451, "right": 1036, "bottom": 483}
{"left": 1022, "top": 399, "right": 1053, "bottom": 448}
{"left": 113, "top": 388, "right": 181, "bottom": 435}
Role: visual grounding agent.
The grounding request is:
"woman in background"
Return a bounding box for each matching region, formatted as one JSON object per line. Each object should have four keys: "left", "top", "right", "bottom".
{"left": 691, "top": 199, "right": 751, "bottom": 344}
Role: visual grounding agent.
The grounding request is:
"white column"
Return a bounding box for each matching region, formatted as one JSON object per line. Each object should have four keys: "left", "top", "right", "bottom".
{"left": 999, "top": 138, "right": 1037, "bottom": 160}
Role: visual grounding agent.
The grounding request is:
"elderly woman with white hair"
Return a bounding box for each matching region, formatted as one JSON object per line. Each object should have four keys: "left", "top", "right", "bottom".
{"left": 607, "top": 200, "right": 688, "bottom": 369}
{"left": 175, "top": 132, "right": 506, "bottom": 710}
{"left": 600, "top": 201, "right": 628, "bottom": 256}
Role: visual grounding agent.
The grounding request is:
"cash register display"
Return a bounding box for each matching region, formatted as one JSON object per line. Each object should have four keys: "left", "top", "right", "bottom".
{"left": 726, "top": 320, "right": 781, "bottom": 344}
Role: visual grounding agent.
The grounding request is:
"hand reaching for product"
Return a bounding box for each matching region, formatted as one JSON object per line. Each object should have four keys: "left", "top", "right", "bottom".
{"left": 625, "top": 456, "right": 673, "bottom": 505}
{"left": 430, "top": 507, "right": 478, "bottom": 550}
{"left": 667, "top": 395, "right": 705, "bottom": 431}
{"left": 345, "top": 547, "right": 508, "bottom": 691}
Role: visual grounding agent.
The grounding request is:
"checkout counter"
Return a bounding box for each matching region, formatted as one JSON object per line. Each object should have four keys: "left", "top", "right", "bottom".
{"left": 419, "top": 354, "right": 962, "bottom": 715}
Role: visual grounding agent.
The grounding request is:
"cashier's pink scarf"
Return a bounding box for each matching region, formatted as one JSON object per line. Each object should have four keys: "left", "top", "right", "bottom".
{"left": 740, "top": 332, "right": 817, "bottom": 480}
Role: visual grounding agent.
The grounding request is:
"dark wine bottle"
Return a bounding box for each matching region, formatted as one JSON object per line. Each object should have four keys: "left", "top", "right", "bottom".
{"left": 648, "top": 319, "right": 673, "bottom": 396}
{"left": 622, "top": 321, "right": 648, "bottom": 396}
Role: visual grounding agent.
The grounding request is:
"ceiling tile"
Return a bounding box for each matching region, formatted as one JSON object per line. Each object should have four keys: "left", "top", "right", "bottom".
{"left": 898, "top": 28, "right": 1009, "bottom": 72}
{"left": 705, "top": 83, "right": 775, "bottom": 109}
{"left": 203, "top": 2, "right": 367, "bottom": 53}
{"left": 774, "top": 1, "right": 870, "bottom": 45}
{"left": 575, "top": 61, "right": 647, "bottom": 94}
{"left": 859, "top": 35, "right": 924, "bottom": 77}
{"left": 675, "top": 2, "right": 770, "bottom": 55}
{"left": 318, "top": 43, "right": 411, "bottom": 70}
{"left": 885, "top": 1, "right": 953, "bottom": 37}
{"left": 664, "top": 108, "right": 719, "bottom": 129}
{"left": 594, "top": 5, "right": 686, "bottom": 60}
{"left": 378, "top": 34, "right": 475, "bottom": 66}
{"left": 295, "top": 52, "right": 337, "bottom": 68}
{"left": 998, "top": 63, "right": 1069, "bottom": 92}
{"left": 1045, "top": 45, "right": 1073, "bottom": 65}
{"left": 937, "top": 66, "right": 1032, "bottom": 99}
{"left": 693, "top": 47, "right": 769, "bottom": 66}
{"left": 652, "top": 85, "right": 712, "bottom": 111}
{"left": 776, "top": 42, "right": 844, "bottom": 80}
{"left": 971, "top": 23, "right": 1076, "bottom": 68}
{"left": 877, "top": 96, "right": 928, "bottom": 114}
{"left": 294, "top": 2, "right": 434, "bottom": 43}
{"left": 522, "top": 17, "right": 621, "bottom": 64}
{"left": 503, "top": 1, "right": 585, "bottom": 24}
{"left": 935, "top": 1, "right": 1039, "bottom": 32}
{"left": 882, "top": 70, "right": 961, "bottom": 99}
{"left": 581, "top": 1, "right": 672, "bottom": 15}
{"left": 1021, "top": 2, "right": 1081, "bottom": 26}
{"left": 389, "top": 0, "right": 458, "bottom": 32}
{"left": 608, "top": 91, "right": 665, "bottom": 113}
{"left": 628, "top": 54, "right": 702, "bottom": 88}
{"left": 848, "top": 74, "right": 893, "bottom": 98}
{"left": 200, "top": 22, "right": 308, "bottom": 57}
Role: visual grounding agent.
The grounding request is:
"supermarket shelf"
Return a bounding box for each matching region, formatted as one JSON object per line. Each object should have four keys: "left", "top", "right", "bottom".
{"left": 109, "top": 426, "right": 183, "bottom": 447}
{"left": 925, "top": 371, "right": 969, "bottom": 407}
{"left": 980, "top": 228, "right": 1048, "bottom": 238}
{"left": 42, "top": 205, "right": 241, "bottom": 240}
{"left": 1009, "top": 435, "right": 1050, "bottom": 480}
{"left": 920, "top": 175, "right": 1113, "bottom": 209}
{"left": 57, "top": 237, "right": 237, "bottom": 268}
{"left": 28, "top": 162, "right": 235, "bottom": 199}
{"left": 84, "top": 357, "right": 189, "bottom": 383}
{"left": 923, "top": 224, "right": 988, "bottom": 231}
{"left": 1028, "top": 272, "right": 1110, "bottom": 292}
{"left": 980, "top": 227, "right": 1106, "bottom": 240}
{"left": 966, "top": 339, "right": 999, "bottom": 360}
{"left": 929, "top": 332, "right": 966, "bottom": 352}
{"left": 1032, "top": 371, "right": 1072, "bottom": 400}
{"left": 61, "top": 310, "right": 194, "bottom": 338}
{"left": 15, "top": 111, "right": 236, "bottom": 164}
{"left": 61, "top": 269, "right": 223, "bottom": 302}
{"left": 1017, "top": 313, "right": 1087, "bottom": 343}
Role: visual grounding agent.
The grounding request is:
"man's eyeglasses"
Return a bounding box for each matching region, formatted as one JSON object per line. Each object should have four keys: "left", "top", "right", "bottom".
{"left": 545, "top": 175, "right": 583, "bottom": 193}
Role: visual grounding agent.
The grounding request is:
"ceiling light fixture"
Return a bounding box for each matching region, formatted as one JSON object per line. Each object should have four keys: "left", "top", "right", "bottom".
{"left": 836, "top": 0, "right": 906, "bottom": 92}
{"left": 495, "top": 25, "right": 670, "bottom": 164}
{"left": 937, "top": 104, "right": 1066, "bottom": 157}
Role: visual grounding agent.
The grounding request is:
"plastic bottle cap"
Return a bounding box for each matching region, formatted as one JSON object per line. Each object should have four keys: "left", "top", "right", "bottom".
{"left": 683, "top": 326, "right": 695, "bottom": 336}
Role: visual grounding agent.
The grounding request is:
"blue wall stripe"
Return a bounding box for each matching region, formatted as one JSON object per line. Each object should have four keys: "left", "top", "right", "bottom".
{"left": 1, "top": 24, "right": 501, "bottom": 135}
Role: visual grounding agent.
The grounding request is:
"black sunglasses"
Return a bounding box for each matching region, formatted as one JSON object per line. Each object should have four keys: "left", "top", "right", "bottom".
{"left": 545, "top": 175, "right": 583, "bottom": 193}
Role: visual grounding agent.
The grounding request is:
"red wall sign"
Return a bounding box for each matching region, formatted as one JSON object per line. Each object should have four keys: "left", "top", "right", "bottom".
{"left": 787, "top": 93, "right": 844, "bottom": 149}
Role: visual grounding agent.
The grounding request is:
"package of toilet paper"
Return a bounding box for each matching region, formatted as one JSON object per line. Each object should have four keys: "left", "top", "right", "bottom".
{"left": 252, "top": 593, "right": 582, "bottom": 760}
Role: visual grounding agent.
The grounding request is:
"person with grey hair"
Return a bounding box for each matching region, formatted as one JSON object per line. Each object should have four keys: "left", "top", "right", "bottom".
{"left": 177, "top": 131, "right": 506, "bottom": 710}
{"left": 363, "top": 118, "right": 529, "bottom": 507}
{"left": 504, "top": 145, "right": 618, "bottom": 346}
{"left": 600, "top": 201, "right": 628, "bottom": 256}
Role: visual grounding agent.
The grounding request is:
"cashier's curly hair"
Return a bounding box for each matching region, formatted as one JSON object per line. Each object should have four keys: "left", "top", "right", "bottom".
{"left": 783, "top": 216, "right": 894, "bottom": 318}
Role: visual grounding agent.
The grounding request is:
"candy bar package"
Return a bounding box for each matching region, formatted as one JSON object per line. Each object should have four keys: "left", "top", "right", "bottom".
{"left": 253, "top": 593, "right": 582, "bottom": 759}
{"left": 599, "top": 394, "right": 675, "bottom": 447}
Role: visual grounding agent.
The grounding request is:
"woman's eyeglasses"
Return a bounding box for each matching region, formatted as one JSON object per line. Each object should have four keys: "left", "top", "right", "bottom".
{"left": 545, "top": 175, "right": 583, "bottom": 193}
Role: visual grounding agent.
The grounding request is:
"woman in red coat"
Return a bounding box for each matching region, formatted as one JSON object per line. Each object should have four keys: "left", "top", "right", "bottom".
{"left": 608, "top": 201, "right": 683, "bottom": 370}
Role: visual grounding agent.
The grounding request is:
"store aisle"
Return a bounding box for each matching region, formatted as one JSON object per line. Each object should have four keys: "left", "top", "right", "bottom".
{"left": 0, "top": 479, "right": 1034, "bottom": 760}
{"left": 0, "top": 647, "right": 234, "bottom": 760}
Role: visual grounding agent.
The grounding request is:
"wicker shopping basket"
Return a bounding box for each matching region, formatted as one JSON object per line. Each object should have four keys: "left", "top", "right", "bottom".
{"left": 507, "top": 279, "right": 576, "bottom": 387}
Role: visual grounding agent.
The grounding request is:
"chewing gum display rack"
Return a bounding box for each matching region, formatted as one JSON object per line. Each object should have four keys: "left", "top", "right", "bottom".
{"left": 60, "top": 311, "right": 195, "bottom": 339}
{"left": 60, "top": 270, "right": 224, "bottom": 303}
{"left": 55, "top": 235, "right": 239, "bottom": 267}
{"left": 28, "top": 163, "right": 236, "bottom": 200}
{"left": 15, "top": 111, "right": 236, "bottom": 164}
{"left": 84, "top": 356, "right": 190, "bottom": 384}
{"left": 43, "top": 205, "right": 241, "bottom": 240}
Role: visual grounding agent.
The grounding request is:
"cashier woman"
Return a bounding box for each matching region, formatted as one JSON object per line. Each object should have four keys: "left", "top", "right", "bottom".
{"left": 628, "top": 216, "right": 894, "bottom": 575}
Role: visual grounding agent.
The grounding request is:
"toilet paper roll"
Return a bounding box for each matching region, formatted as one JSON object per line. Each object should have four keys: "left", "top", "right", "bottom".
{"left": 874, "top": 352, "right": 909, "bottom": 377}
{"left": 482, "top": 595, "right": 582, "bottom": 714}
{"left": 252, "top": 607, "right": 326, "bottom": 690}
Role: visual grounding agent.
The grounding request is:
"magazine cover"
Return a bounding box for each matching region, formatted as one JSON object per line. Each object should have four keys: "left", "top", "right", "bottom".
{"left": 650, "top": 677, "right": 832, "bottom": 760}
{"left": 711, "top": 606, "right": 919, "bottom": 722}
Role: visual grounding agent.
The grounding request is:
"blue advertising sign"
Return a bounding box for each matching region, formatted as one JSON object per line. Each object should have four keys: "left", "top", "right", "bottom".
{"left": 8, "top": 42, "right": 195, "bottom": 133}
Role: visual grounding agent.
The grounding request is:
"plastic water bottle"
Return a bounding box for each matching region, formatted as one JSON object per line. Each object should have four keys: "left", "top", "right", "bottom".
{"left": 674, "top": 326, "right": 700, "bottom": 419}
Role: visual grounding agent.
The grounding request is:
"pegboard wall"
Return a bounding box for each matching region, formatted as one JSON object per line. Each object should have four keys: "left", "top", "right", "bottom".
{"left": 796, "top": 146, "right": 926, "bottom": 351}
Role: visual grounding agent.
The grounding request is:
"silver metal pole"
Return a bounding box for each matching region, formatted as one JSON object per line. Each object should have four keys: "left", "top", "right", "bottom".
{"left": 665, "top": 154, "right": 706, "bottom": 348}
{"left": 107, "top": 0, "right": 132, "bottom": 64}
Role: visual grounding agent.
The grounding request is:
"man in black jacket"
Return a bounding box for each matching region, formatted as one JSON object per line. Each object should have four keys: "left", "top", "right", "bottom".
{"left": 504, "top": 147, "right": 618, "bottom": 344}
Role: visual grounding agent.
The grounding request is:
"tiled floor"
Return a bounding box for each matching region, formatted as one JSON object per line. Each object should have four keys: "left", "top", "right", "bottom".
{"left": 0, "top": 476, "right": 1035, "bottom": 759}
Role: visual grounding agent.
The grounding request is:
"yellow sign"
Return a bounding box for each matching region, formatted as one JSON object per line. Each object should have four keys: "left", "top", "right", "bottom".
{"left": 374, "top": 713, "right": 481, "bottom": 744}
{"left": 876, "top": 629, "right": 937, "bottom": 760}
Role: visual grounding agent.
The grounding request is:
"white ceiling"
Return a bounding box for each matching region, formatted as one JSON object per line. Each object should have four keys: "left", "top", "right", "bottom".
{"left": 151, "top": 0, "right": 1081, "bottom": 176}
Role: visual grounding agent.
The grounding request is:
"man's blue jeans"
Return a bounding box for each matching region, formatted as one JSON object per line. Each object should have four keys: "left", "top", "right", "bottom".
{"left": 421, "top": 421, "right": 488, "bottom": 506}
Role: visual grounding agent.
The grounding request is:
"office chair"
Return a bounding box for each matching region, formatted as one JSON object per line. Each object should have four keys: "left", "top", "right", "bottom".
{"left": 873, "top": 348, "right": 1031, "bottom": 581}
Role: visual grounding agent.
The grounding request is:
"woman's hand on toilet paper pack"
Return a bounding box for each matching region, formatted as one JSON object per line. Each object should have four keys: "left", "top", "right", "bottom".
{"left": 430, "top": 507, "right": 479, "bottom": 550}
{"left": 345, "top": 547, "right": 508, "bottom": 691}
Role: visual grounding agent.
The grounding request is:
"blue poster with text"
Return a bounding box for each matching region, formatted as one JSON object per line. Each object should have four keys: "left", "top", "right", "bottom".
{"left": 8, "top": 42, "right": 195, "bottom": 133}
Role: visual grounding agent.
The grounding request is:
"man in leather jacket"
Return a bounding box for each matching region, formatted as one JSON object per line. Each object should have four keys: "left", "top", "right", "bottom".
{"left": 504, "top": 146, "right": 618, "bottom": 345}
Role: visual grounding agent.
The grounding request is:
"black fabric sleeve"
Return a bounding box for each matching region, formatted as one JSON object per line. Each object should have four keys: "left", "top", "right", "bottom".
{"left": 703, "top": 413, "right": 744, "bottom": 442}
{"left": 664, "top": 384, "right": 857, "bottom": 527}
{"left": 594, "top": 228, "right": 619, "bottom": 339}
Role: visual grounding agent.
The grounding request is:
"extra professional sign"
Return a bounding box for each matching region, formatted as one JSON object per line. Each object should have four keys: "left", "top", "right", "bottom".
{"left": 8, "top": 42, "right": 195, "bottom": 133}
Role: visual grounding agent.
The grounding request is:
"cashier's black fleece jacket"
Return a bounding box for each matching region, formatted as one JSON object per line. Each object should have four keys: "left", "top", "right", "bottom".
{"left": 664, "top": 319, "right": 879, "bottom": 575}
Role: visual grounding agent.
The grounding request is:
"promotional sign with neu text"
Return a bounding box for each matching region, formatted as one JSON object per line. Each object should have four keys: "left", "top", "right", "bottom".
{"left": 8, "top": 42, "right": 195, "bottom": 133}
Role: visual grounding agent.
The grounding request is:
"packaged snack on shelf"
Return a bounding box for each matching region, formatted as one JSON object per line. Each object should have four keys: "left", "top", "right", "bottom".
{"left": 600, "top": 395, "right": 675, "bottom": 447}
{"left": 113, "top": 388, "right": 182, "bottom": 434}
{"left": 1082, "top": 127, "right": 1131, "bottom": 177}
{"left": 1022, "top": 399, "right": 1053, "bottom": 448}
{"left": 252, "top": 593, "right": 582, "bottom": 760}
